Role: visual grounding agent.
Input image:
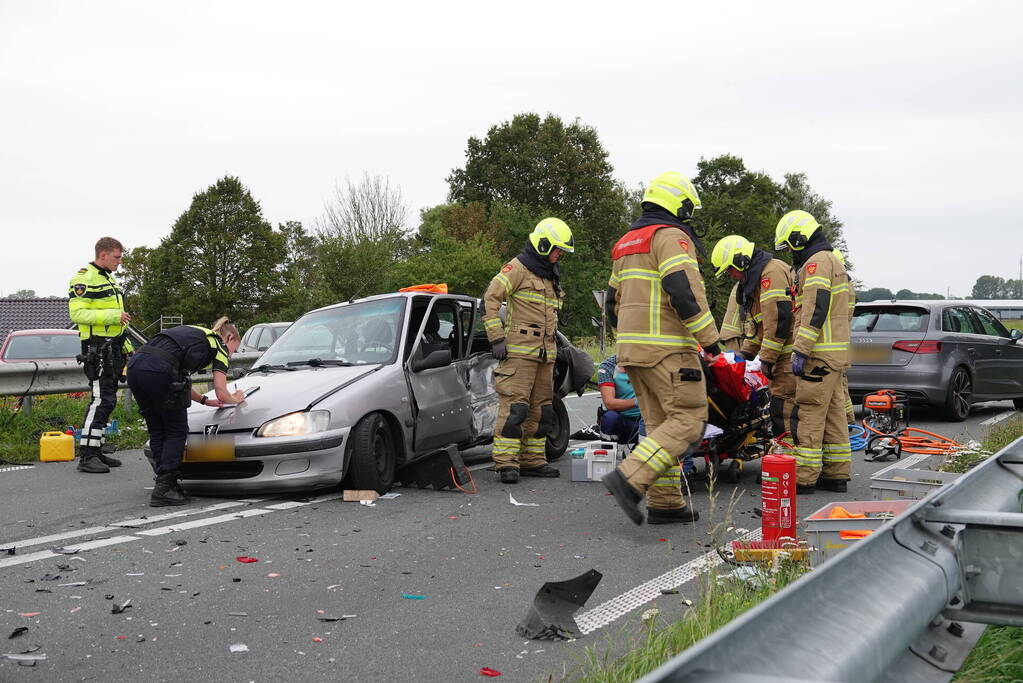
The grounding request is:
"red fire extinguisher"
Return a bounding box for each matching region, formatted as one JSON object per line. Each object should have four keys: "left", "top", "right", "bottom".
{"left": 761, "top": 453, "right": 796, "bottom": 541}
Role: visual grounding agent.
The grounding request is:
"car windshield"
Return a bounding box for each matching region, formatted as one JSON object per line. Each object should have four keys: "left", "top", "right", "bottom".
{"left": 3, "top": 333, "right": 80, "bottom": 360}
{"left": 258, "top": 298, "right": 405, "bottom": 367}
{"left": 851, "top": 306, "right": 928, "bottom": 333}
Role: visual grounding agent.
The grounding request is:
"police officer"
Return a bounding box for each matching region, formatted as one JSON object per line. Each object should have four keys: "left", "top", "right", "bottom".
{"left": 68, "top": 237, "right": 134, "bottom": 473}
{"left": 711, "top": 235, "right": 796, "bottom": 437}
{"left": 774, "top": 211, "right": 852, "bottom": 493}
{"left": 127, "top": 318, "right": 244, "bottom": 506}
{"left": 602, "top": 172, "right": 723, "bottom": 525}
{"left": 483, "top": 218, "right": 574, "bottom": 483}
{"left": 720, "top": 283, "right": 743, "bottom": 353}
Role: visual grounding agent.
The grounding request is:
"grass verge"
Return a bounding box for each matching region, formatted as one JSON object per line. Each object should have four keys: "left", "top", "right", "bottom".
{"left": 0, "top": 392, "right": 148, "bottom": 463}
{"left": 951, "top": 413, "right": 1023, "bottom": 681}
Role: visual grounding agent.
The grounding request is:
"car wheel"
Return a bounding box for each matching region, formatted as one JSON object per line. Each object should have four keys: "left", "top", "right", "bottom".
{"left": 943, "top": 367, "right": 972, "bottom": 422}
{"left": 1014, "top": 397, "right": 1023, "bottom": 411}
{"left": 345, "top": 413, "right": 396, "bottom": 493}
{"left": 544, "top": 395, "right": 570, "bottom": 462}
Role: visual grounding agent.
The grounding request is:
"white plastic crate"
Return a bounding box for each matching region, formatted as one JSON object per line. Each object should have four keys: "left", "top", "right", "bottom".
{"left": 805, "top": 499, "right": 913, "bottom": 565}
{"left": 870, "top": 468, "right": 961, "bottom": 501}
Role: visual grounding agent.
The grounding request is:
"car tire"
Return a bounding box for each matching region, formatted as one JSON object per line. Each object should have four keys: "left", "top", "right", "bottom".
{"left": 943, "top": 367, "right": 973, "bottom": 422}
{"left": 544, "top": 395, "right": 570, "bottom": 462}
{"left": 345, "top": 413, "right": 396, "bottom": 493}
{"left": 1014, "top": 397, "right": 1023, "bottom": 412}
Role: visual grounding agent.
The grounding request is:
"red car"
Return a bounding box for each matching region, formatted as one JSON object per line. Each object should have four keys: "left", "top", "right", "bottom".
{"left": 0, "top": 328, "right": 81, "bottom": 363}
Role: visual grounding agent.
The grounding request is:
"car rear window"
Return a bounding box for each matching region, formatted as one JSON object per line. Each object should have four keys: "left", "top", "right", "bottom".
{"left": 3, "top": 334, "right": 80, "bottom": 360}
{"left": 851, "top": 306, "right": 928, "bottom": 333}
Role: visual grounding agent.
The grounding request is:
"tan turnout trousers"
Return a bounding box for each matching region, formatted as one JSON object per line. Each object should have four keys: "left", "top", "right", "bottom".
{"left": 792, "top": 361, "right": 851, "bottom": 485}
{"left": 492, "top": 357, "right": 554, "bottom": 471}
{"left": 619, "top": 353, "right": 707, "bottom": 509}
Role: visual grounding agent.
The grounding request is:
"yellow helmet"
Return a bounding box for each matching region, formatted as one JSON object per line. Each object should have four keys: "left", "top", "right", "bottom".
{"left": 529, "top": 217, "right": 575, "bottom": 255}
{"left": 711, "top": 235, "right": 755, "bottom": 276}
{"left": 774, "top": 210, "right": 820, "bottom": 251}
{"left": 643, "top": 172, "right": 702, "bottom": 220}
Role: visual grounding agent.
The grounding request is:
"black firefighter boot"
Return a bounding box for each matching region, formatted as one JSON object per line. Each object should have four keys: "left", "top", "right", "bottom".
{"left": 647, "top": 506, "right": 700, "bottom": 525}
{"left": 98, "top": 443, "right": 122, "bottom": 467}
{"left": 817, "top": 478, "right": 848, "bottom": 493}
{"left": 77, "top": 448, "right": 110, "bottom": 474}
{"left": 151, "top": 472, "right": 189, "bottom": 507}
{"left": 521, "top": 464, "right": 559, "bottom": 478}
{"left": 602, "top": 470, "right": 644, "bottom": 525}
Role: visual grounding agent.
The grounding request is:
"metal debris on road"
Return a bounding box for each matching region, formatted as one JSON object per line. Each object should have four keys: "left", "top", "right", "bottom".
{"left": 229, "top": 643, "right": 249, "bottom": 653}
{"left": 111, "top": 599, "right": 132, "bottom": 615}
{"left": 8, "top": 627, "right": 28, "bottom": 639}
{"left": 508, "top": 494, "right": 539, "bottom": 507}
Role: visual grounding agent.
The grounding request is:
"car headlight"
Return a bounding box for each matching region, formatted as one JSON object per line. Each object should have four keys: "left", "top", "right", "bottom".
{"left": 256, "top": 410, "right": 330, "bottom": 437}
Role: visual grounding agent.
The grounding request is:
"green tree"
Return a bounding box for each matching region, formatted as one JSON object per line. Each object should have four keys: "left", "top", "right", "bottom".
{"left": 270, "top": 221, "right": 324, "bottom": 321}
{"left": 972, "top": 275, "right": 1008, "bottom": 299}
{"left": 316, "top": 174, "right": 411, "bottom": 302}
{"left": 781, "top": 172, "right": 849, "bottom": 260}
{"left": 446, "top": 113, "right": 634, "bottom": 336}
{"left": 138, "top": 176, "right": 287, "bottom": 327}
{"left": 119, "top": 246, "right": 153, "bottom": 330}
{"left": 858, "top": 287, "right": 895, "bottom": 302}
{"left": 4, "top": 289, "right": 37, "bottom": 299}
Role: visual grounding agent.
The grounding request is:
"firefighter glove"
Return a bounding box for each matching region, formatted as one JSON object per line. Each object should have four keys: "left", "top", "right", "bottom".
{"left": 791, "top": 351, "right": 807, "bottom": 377}
{"left": 492, "top": 338, "right": 508, "bottom": 360}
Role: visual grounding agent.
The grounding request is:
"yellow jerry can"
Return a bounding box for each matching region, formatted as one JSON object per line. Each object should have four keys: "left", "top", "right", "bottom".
{"left": 40, "top": 431, "right": 75, "bottom": 462}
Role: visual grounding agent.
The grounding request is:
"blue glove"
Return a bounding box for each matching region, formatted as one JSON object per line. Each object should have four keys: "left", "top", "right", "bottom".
{"left": 492, "top": 338, "right": 508, "bottom": 361}
{"left": 791, "top": 351, "right": 807, "bottom": 377}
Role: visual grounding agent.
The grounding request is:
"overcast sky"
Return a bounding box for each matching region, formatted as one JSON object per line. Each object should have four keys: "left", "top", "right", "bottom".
{"left": 2, "top": 1, "right": 1020, "bottom": 300}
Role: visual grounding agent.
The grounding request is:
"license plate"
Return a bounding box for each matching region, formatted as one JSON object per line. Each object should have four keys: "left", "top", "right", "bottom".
{"left": 183, "top": 437, "right": 236, "bottom": 462}
{"left": 851, "top": 345, "right": 890, "bottom": 364}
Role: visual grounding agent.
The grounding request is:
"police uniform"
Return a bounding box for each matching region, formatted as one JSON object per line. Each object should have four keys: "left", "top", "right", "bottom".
{"left": 483, "top": 257, "right": 561, "bottom": 474}
{"left": 720, "top": 284, "right": 743, "bottom": 353}
{"left": 68, "top": 262, "right": 133, "bottom": 472}
{"left": 127, "top": 326, "right": 229, "bottom": 506}
{"left": 606, "top": 219, "right": 720, "bottom": 516}
{"left": 791, "top": 250, "right": 852, "bottom": 486}
{"left": 736, "top": 258, "right": 796, "bottom": 437}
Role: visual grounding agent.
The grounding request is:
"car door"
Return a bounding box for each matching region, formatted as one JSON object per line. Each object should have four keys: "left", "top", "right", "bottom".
{"left": 459, "top": 300, "right": 499, "bottom": 442}
{"left": 405, "top": 298, "right": 473, "bottom": 453}
{"left": 959, "top": 307, "right": 1000, "bottom": 396}
{"left": 970, "top": 306, "right": 1023, "bottom": 397}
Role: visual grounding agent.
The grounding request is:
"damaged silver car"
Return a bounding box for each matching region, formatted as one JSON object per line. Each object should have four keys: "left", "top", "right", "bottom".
{"left": 162, "top": 291, "right": 592, "bottom": 494}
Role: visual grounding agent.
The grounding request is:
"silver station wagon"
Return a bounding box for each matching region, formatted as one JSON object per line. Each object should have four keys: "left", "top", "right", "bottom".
{"left": 159, "top": 291, "right": 592, "bottom": 493}
{"left": 847, "top": 300, "right": 1023, "bottom": 421}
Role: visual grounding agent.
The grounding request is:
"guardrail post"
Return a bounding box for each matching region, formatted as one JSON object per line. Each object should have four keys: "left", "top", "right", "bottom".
{"left": 22, "top": 395, "right": 33, "bottom": 417}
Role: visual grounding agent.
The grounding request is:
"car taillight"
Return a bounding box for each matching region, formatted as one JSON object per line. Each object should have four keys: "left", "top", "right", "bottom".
{"left": 892, "top": 340, "right": 942, "bottom": 354}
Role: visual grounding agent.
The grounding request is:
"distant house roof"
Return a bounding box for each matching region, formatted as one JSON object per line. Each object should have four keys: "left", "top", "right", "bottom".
{"left": 0, "top": 298, "right": 73, "bottom": 345}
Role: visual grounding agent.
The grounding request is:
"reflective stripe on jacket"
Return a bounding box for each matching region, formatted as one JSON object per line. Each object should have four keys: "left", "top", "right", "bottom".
{"left": 482, "top": 258, "right": 561, "bottom": 361}
{"left": 68, "top": 262, "right": 129, "bottom": 342}
{"left": 793, "top": 250, "right": 851, "bottom": 368}
{"left": 739, "top": 258, "right": 795, "bottom": 364}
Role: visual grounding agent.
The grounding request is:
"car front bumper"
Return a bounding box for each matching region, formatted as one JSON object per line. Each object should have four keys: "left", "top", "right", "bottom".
{"left": 144, "top": 427, "right": 351, "bottom": 494}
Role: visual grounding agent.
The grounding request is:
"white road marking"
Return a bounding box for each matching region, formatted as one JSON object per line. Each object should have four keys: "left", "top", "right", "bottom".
{"left": 1, "top": 526, "right": 117, "bottom": 550}
{"left": 981, "top": 410, "right": 1017, "bottom": 426}
{"left": 111, "top": 501, "right": 249, "bottom": 528}
{"left": 135, "top": 508, "right": 274, "bottom": 536}
{"left": 0, "top": 465, "right": 34, "bottom": 473}
{"left": 0, "top": 548, "right": 59, "bottom": 569}
{"left": 63, "top": 535, "right": 139, "bottom": 552}
{"left": 576, "top": 528, "right": 762, "bottom": 634}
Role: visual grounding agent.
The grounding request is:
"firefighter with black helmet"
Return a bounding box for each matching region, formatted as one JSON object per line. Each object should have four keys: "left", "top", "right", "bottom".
{"left": 775, "top": 210, "right": 852, "bottom": 493}
{"left": 711, "top": 235, "right": 796, "bottom": 436}
{"left": 482, "top": 218, "right": 574, "bottom": 483}
{"left": 602, "top": 172, "right": 723, "bottom": 525}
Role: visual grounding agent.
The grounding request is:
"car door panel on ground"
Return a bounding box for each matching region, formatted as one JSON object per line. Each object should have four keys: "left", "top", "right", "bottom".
{"left": 967, "top": 306, "right": 1023, "bottom": 397}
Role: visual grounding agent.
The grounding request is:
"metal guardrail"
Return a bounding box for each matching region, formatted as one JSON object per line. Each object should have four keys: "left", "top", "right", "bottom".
{"left": 639, "top": 434, "right": 1023, "bottom": 683}
{"left": 0, "top": 352, "right": 262, "bottom": 397}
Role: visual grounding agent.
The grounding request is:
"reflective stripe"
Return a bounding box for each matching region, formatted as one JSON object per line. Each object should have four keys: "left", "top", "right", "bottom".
{"left": 617, "top": 268, "right": 659, "bottom": 281}
{"left": 761, "top": 338, "right": 784, "bottom": 352}
{"left": 653, "top": 472, "right": 682, "bottom": 486}
{"left": 797, "top": 326, "right": 819, "bottom": 341}
{"left": 524, "top": 437, "right": 546, "bottom": 455}
{"left": 609, "top": 273, "right": 621, "bottom": 286}
{"left": 616, "top": 333, "right": 698, "bottom": 349}
{"left": 804, "top": 276, "right": 832, "bottom": 289}
{"left": 814, "top": 342, "right": 849, "bottom": 351}
{"left": 751, "top": 312, "right": 763, "bottom": 324}
{"left": 483, "top": 318, "right": 502, "bottom": 329}
{"left": 507, "top": 344, "right": 541, "bottom": 356}
{"left": 688, "top": 310, "right": 714, "bottom": 333}
{"left": 721, "top": 323, "right": 742, "bottom": 335}
{"left": 633, "top": 437, "right": 675, "bottom": 471}
{"left": 495, "top": 273, "right": 513, "bottom": 293}
{"left": 658, "top": 254, "right": 697, "bottom": 276}
{"left": 512, "top": 291, "right": 562, "bottom": 309}
{"left": 761, "top": 288, "right": 788, "bottom": 302}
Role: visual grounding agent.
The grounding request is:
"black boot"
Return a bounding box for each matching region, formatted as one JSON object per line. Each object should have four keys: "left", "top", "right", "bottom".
{"left": 97, "top": 453, "right": 122, "bottom": 467}
{"left": 151, "top": 472, "right": 188, "bottom": 507}
{"left": 521, "top": 464, "right": 559, "bottom": 478}
{"left": 602, "top": 470, "right": 644, "bottom": 525}
{"left": 647, "top": 507, "right": 700, "bottom": 524}
{"left": 77, "top": 451, "right": 110, "bottom": 474}
{"left": 498, "top": 468, "right": 519, "bottom": 484}
{"left": 817, "top": 478, "right": 848, "bottom": 493}
{"left": 796, "top": 483, "right": 816, "bottom": 494}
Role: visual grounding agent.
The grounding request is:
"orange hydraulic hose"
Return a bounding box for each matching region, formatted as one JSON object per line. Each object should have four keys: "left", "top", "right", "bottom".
{"left": 861, "top": 420, "right": 963, "bottom": 455}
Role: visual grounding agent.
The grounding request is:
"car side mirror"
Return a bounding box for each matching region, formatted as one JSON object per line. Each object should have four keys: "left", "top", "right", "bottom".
{"left": 1011, "top": 329, "right": 1023, "bottom": 342}
{"left": 411, "top": 348, "right": 451, "bottom": 372}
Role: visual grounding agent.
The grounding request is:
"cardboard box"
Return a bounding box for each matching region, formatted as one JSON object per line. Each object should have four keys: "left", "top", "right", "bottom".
{"left": 343, "top": 490, "right": 380, "bottom": 502}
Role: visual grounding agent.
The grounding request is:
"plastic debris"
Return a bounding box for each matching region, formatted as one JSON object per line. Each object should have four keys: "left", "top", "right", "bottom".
{"left": 58, "top": 581, "right": 87, "bottom": 587}
{"left": 508, "top": 494, "right": 539, "bottom": 507}
{"left": 229, "top": 643, "right": 249, "bottom": 653}
{"left": 8, "top": 627, "right": 28, "bottom": 639}
{"left": 267, "top": 573, "right": 281, "bottom": 578}
{"left": 359, "top": 500, "right": 376, "bottom": 507}
{"left": 111, "top": 600, "right": 132, "bottom": 615}
{"left": 174, "top": 540, "right": 187, "bottom": 546}
{"left": 480, "top": 667, "right": 502, "bottom": 677}
{"left": 379, "top": 492, "right": 401, "bottom": 499}
{"left": 516, "top": 569, "right": 603, "bottom": 641}
{"left": 53, "top": 547, "right": 80, "bottom": 555}
{"left": 2, "top": 653, "right": 47, "bottom": 662}
{"left": 17, "top": 613, "right": 40, "bottom": 618}
{"left": 660, "top": 588, "right": 679, "bottom": 595}
{"left": 236, "top": 556, "right": 258, "bottom": 563}
{"left": 401, "top": 594, "right": 426, "bottom": 600}
{"left": 312, "top": 637, "right": 322, "bottom": 642}
{"left": 0, "top": 546, "right": 15, "bottom": 556}
{"left": 228, "top": 612, "right": 248, "bottom": 617}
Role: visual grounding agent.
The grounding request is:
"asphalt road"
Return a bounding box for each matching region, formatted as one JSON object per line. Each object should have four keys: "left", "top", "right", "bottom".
{"left": 1, "top": 396, "right": 1017, "bottom": 682}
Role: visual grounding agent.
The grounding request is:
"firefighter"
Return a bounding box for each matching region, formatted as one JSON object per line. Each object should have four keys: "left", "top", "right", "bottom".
{"left": 720, "top": 283, "right": 743, "bottom": 352}
{"left": 775, "top": 211, "right": 852, "bottom": 493}
{"left": 710, "top": 235, "right": 795, "bottom": 437}
{"left": 833, "top": 248, "right": 858, "bottom": 424}
{"left": 602, "top": 172, "right": 723, "bottom": 525}
{"left": 68, "top": 237, "right": 134, "bottom": 474}
{"left": 482, "top": 218, "right": 573, "bottom": 483}
{"left": 127, "top": 318, "right": 244, "bottom": 506}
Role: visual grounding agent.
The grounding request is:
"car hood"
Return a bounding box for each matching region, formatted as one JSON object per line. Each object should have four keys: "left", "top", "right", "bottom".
{"left": 187, "top": 364, "right": 382, "bottom": 432}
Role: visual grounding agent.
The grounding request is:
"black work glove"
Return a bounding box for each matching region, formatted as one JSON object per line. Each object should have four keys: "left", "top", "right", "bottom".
{"left": 761, "top": 360, "right": 775, "bottom": 380}
{"left": 703, "top": 341, "right": 723, "bottom": 358}
{"left": 492, "top": 338, "right": 508, "bottom": 361}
